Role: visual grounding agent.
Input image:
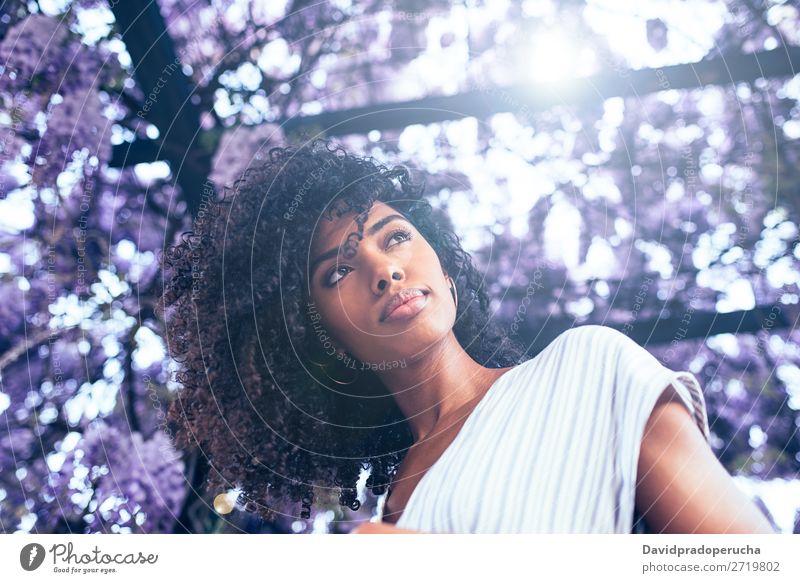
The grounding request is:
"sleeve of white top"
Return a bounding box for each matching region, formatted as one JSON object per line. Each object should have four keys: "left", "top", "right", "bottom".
{"left": 608, "top": 326, "right": 711, "bottom": 445}
{"left": 592, "top": 325, "right": 712, "bottom": 533}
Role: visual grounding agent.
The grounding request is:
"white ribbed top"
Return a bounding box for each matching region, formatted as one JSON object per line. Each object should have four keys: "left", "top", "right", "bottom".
{"left": 375, "top": 325, "right": 710, "bottom": 533}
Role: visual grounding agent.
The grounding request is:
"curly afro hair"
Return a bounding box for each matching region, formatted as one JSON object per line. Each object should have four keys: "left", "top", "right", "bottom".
{"left": 157, "top": 136, "right": 527, "bottom": 525}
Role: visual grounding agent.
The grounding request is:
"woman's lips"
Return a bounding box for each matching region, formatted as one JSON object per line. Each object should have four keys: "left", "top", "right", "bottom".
{"left": 382, "top": 293, "right": 429, "bottom": 323}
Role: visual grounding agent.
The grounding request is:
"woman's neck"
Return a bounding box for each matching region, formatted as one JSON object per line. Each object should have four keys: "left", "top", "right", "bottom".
{"left": 373, "top": 332, "right": 511, "bottom": 443}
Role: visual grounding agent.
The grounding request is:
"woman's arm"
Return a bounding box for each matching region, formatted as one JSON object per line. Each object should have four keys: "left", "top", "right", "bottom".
{"left": 635, "top": 385, "right": 778, "bottom": 534}
{"left": 351, "top": 522, "right": 425, "bottom": 534}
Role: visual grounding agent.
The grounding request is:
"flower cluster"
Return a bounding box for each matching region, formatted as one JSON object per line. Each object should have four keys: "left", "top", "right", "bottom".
{"left": 52, "top": 422, "right": 187, "bottom": 533}
{"left": 0, "top": 12, "right": 118, "bottom": 187}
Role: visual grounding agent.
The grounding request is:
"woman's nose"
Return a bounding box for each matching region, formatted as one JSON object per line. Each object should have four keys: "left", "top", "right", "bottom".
{"left": 374, "top": 266, "right": 404, "bottom": 295}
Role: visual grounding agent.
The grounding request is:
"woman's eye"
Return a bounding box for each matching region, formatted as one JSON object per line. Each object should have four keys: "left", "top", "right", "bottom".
{"left": 326, "top": 265, "right": 352, "bottom": 287}
{"left": 386, "top": 228, "right": 412, "bottom": 247}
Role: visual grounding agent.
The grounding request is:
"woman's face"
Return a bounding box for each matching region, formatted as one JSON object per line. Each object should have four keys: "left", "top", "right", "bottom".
{"left": 306, "top": 200, "right": 456, "bottom": 367}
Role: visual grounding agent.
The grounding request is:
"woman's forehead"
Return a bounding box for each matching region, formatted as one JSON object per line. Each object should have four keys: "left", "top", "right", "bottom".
{"left": 310, "top": 200, "right": 394, "bottom": 250}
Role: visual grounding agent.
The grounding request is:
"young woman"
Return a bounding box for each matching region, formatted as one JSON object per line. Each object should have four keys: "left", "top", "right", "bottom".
{"left": 159, "top": 138, "right": 776, "bottom": 534}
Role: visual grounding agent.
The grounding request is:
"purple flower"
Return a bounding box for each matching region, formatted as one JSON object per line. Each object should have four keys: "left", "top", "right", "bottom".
{"left": 45, "top": 422, "right": 187, "bottom": 533}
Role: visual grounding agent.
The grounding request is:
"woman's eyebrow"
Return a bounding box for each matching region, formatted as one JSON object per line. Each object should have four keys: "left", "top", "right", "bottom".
{"left": 309, "top": 214, "right": 409, "bottom": 279}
